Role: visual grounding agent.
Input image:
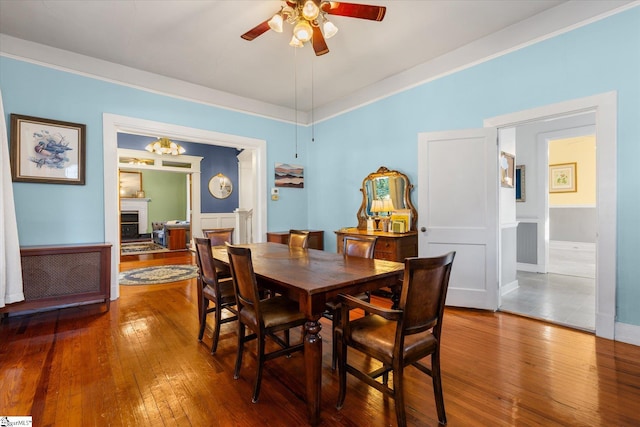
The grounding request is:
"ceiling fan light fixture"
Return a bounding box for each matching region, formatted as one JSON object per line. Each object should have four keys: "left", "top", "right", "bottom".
{"left": 289, "top": 35, "right": 304, "bottom": 47}
{"left": 268, "top": 12, "right": 284, "bottom": 32}
{"left": 322, "top": 19, "right": 338, "bottom": 39}
{"left": 301, "top": 0, "right": 320, "bottom": 21}
{"left": 293, "top": 19, "right": 313, "bottom": 42}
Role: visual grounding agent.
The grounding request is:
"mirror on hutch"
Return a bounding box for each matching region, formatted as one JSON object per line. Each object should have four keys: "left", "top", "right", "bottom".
{"left": 336, "top": 166, "right": 418, "bottom": 264}
{"left": 357, "top": 166, "right": 418, "bottom": 232}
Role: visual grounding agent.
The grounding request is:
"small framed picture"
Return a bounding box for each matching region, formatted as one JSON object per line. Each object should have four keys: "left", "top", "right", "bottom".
{"left": 10, "top": 114, "right": 86, "bottom": 185}
{"left": 500, "top": 151, "right": 515, "bottom": 188}
{"left": 549, "top": 162, "right": 577, "bottom": 193}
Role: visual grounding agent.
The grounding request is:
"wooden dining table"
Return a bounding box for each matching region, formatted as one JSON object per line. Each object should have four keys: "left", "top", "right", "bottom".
{"left": 211, "top": 242, "right": 404, "bottom": 426}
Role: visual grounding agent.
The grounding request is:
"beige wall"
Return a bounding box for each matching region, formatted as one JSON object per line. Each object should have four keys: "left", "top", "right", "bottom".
{"left": 549, "top": 135, "right": 596, "bottom": 206}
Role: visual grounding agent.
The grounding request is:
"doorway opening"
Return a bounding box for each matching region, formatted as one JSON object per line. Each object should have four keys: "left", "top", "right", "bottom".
{"left": 486, "top": 91, "right": 616, "bottom": 339}
{"left": 499, "top": 115, "right": 597, "bottom": 331}
{"left": 103, "top": 113, "right": 268, "bottom": 301}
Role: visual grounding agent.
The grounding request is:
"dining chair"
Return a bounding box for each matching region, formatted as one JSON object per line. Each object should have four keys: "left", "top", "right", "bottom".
{"left": 335, "top": 251, "right": 456, "bottom": 427}
{"left": 288, "top": 229, "right": 310, "bottom": 249}
{"left": 202, "top": 227, "right": 234, "bottom": 246}
{"left": 324, "top": 234, "right": 378, "bottom": 370}
{"left": 202, "top": 227, "right": 234, "bottom": 278}
{"left": 194, "top": 237, "right": 238, "bottom": 354}
{"left": 226, "top": 243, "right": 306, "bottom": 403}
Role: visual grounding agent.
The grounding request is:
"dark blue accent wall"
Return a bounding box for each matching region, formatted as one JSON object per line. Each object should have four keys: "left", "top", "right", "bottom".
{"left": 117, "top": 133, "right": 240, "bottom": 213}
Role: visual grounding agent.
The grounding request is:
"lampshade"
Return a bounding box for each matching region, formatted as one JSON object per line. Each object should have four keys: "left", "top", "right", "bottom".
{"left": 289, "top": 35, "right": 304, "bottom": 48}
{"left": 145, "top": 137, "right": 185, "bottom": 156}
{"left": 268, "top": 13, "right": 283, "bottom": 32}
{"left": 322, "top": 19, "right": 338, "bottom": 39}
{"left": 370, "top": 199, "right": 384, "bottom": 213}
{"left": 301, "top": 0, "right": 320, "bottom": 20}
{"left": 381, "top": 198, "right": 394, "bottom": 213}
{"left": 293, "top": 19, "right": 313, "bottom": 42}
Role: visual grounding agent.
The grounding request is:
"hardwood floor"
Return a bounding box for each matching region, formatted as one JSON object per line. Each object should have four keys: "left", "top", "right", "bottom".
{"left": 1, "top": 251, "right": 639, "bottom": 426}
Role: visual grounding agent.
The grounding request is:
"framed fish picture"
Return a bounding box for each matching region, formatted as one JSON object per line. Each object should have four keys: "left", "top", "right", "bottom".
{"left": 10, "top": 114, "right": 86, "bottom": 185}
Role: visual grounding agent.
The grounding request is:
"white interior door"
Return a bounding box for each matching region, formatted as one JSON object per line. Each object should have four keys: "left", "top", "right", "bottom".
{"left": 417, "top": 128, "right": 499, "bottom": 310}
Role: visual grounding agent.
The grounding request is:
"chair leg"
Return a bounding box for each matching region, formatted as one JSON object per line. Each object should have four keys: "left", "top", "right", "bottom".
{"left": 211, "top": 300, "right": 222, "bottom": 354}
{"left": 394, "top": 366, "right": 407, "bottom": 427}
{"left": 335, "top": 329, "right": 347, "bottom": 410}
{"left": 234, "top": 323, "right": 245, "bottom": 380}
{"left": 432, "top": 352, "right": 447, "bottom": 425}
{"left": 252, "top": 332, "right": 266, "bottom": 403}
{"left": 331, "top": 309, "right": 340, "bottom": 371}
{"left": 198, "top": 299, "right": 208, "bottom": 342}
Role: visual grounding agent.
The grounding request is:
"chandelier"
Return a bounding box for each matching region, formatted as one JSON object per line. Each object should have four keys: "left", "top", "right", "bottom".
{"left": 268, "top": 0, "right": 338, "bottom": 47}
{"left": 145, "top": 137, "right": 185, "bottom": 156}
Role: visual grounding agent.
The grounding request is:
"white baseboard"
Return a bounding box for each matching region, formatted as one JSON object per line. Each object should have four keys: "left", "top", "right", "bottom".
{"left": 615, "top": 322, "right": 640, "bottom": 347}
{"left": 517, "top": 262, "right": 544, "bottom": 273}
{"left": 501, "top": 280, "right": 519, "bottom": 296}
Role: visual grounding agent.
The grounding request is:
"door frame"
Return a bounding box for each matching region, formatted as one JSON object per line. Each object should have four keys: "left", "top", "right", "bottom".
{"left": 103, "top": 113, "right": 267, "bottom": 300}
{"left": 484, "top": 91, "right": 616, "bottom": 339}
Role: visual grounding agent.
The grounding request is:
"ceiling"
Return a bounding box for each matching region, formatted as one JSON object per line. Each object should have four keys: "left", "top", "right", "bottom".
{"left": 0, "top": 1, "right": 633, "bottom": 122}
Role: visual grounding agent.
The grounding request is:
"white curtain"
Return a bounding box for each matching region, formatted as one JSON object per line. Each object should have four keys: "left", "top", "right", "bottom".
{"left": 0, "top": 88, "right": 24, "bottom": 308}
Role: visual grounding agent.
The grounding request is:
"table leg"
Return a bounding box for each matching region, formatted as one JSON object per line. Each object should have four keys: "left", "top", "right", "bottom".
{"left": 304, "top": 319, "right": 322, "bottom": 426}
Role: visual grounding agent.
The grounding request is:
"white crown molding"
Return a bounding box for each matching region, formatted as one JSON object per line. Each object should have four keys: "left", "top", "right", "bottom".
{"left": 1, "top": 1, "right": 636, "bottom": 125}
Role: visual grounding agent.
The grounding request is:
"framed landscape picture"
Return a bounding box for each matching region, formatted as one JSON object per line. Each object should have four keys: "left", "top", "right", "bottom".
{"left": 549, "top": 162, "right": 577, "bottom": 193}
{"left": 10, "top": 114, "right": 86, "bottom": 185}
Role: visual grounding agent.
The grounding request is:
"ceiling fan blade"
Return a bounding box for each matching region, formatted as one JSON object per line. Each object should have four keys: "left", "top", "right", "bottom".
{"left": 312, "top": 26, "right": 329, "bottom": 56}
{"left": 323, "top": 2, "right": 386, "bottom": 21}
{"left": 241, "top": 19, "right": 271, "bottom": 41}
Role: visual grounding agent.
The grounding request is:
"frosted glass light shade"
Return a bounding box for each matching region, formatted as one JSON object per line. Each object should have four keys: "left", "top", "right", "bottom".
{"left": 293, "top": 20, "right": 313, "bottom": 42}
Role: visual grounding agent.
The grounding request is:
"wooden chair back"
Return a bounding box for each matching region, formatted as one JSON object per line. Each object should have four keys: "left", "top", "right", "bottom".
{"left": 194, "top": 237, "right": 219, "bottom": 287}
{"left": 398, "top": 252, "right": 456, "bottom": 337}
{"left": 343, "top": 235, "right": 377, "bottom": 259}
{"left": 288, "top": 229, "right": 310, "bottom": 249}
{"left": 203, "top": 228, "right": 234, "bottom": 246}
{"left": 226, "top": 244, "right": 261, "bottom": 319}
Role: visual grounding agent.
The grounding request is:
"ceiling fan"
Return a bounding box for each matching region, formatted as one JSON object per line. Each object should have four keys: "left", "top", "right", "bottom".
{"left": 241, "top": 1, "right": 386, "bottom": 56}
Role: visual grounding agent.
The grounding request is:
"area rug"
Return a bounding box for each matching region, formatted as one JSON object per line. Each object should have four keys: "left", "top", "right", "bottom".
{"left": 119, "top": 265, "right": 198, "bottom": 285}
{"left": 121, "top": 242, "right": 169, "bottom": 255}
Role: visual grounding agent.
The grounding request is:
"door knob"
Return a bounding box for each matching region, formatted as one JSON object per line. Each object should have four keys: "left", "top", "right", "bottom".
{"left": 420, "top": 227, "right": 427, "bottom": 232}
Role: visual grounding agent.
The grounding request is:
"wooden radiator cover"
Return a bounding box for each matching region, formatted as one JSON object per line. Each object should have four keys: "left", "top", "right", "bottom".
{"left": 1, "top": 243, "right": 111, "bottom": 315}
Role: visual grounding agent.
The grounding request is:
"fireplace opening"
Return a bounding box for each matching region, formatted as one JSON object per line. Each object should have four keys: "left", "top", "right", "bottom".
{"left": 121, "top": 210, "right": 139, "bottom": 240}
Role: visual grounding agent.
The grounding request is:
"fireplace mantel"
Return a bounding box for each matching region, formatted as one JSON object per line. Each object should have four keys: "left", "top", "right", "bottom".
{"left": 121, "top": 198, "right": 150, "bottom": 234}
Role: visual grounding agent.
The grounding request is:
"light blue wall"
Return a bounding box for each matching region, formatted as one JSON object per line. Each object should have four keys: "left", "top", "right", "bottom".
{"left": 1, "top": 8, "right": 639, "bottom": 326}
{"left": 1, "top": 57, "right": 310, "bottom": 245}
{"left": 307, "top": 8, "right": 640, "bottom": 326}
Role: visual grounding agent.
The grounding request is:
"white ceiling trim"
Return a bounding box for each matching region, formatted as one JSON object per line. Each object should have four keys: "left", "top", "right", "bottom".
{"left": 1, "top": 1, "right": 636, "bottom": 126}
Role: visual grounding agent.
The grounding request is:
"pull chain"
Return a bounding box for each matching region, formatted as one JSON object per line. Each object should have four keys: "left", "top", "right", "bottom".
{"left": 294, "top": 48, "right": 298, "bottom": 158}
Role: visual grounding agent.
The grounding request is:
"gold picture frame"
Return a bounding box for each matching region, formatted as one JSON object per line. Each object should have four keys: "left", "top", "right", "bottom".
{"left": 119, "top": 171, "right": 142, "bottom": 198}
{"left": 549, "top": 162, "right": 577, "bottom": 193}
